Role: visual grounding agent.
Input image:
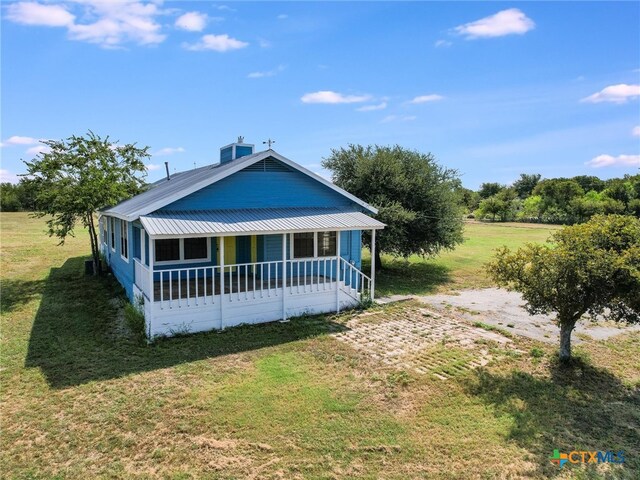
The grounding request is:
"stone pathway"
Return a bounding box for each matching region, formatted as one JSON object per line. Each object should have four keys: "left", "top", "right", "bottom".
{"left": 333, "top": 306, "right": 515, "bottom": 380}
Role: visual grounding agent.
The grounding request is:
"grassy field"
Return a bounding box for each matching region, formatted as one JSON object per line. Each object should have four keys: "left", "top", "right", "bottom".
{"left": 366, "top": 221, "right": 561, "bottom": 296}
{"left": 1, "top": 212, "right": 638, "bottom": 479}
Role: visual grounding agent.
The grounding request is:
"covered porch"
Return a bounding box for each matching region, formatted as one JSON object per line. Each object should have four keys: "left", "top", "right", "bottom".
{"left": 131, "top": 207, "right": 384, "bottom": 337}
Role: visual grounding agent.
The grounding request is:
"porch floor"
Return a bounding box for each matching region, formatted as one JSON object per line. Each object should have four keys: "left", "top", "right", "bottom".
{"left": 152, "top": 275, "right": 334, "bottom": 302}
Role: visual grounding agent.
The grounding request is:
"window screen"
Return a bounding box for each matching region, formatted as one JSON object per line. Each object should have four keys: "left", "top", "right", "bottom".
{"left": 184, "top": 237, "right": 208, "bottom": 260}
{"left": 293, "top": 232, "right": 314, "bottom": 258}
{"left": 318, "top": 231, "right": 337, "bottom": 257}
{"left": 155, "top": 239, "right": 180, "bottom": 262}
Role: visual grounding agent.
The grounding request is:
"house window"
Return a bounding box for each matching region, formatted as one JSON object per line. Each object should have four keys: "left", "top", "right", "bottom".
{"left": 318, "top": 231, "right": 337, "bottom": 257}
{"left": 156, "top": 239, "right": 180, "bottom": 262}
{"left": 110, "top": 217, "right": 116, "bottom": 251}
{"left": 154, "top": 237, "right": 210, "bottom": 264}
{"left": 120, "top": 219, "right": 129, "bottom": 261}
{"left": 184, "top": 237, "right": 208, "bottom": 260}
{"left": 293, "top": 233, "right": 315, "bottom": 258}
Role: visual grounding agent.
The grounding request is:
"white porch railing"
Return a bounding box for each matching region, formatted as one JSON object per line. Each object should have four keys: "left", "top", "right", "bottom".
{"left": 338, "top": 257, "right": 372, "bottom": 301}
{"left": 134, "top": 256, "right": 372, "bottom": 311}
{"left": 134, "top": 259, "right": 150, "bottom": 300}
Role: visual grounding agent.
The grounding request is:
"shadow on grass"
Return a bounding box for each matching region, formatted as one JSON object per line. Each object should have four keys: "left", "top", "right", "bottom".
{"left": 1, "top": 278, "right": 47, "bottom": 313}
{"left": 464, "top": 358, "right": 640, "bottom": 478}
{"left": 362, "top": 257, "right": 452, "bottom": 297}
{"left": 25, "top": 256, "right": 348, "bottom": 389}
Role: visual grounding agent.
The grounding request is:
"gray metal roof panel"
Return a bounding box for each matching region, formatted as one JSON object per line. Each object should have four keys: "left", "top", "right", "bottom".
{"left": 140, "top": 207, "right": 385, "bottom": 237}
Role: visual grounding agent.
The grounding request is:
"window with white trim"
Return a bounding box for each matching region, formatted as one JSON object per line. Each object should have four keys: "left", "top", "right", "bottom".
{"left": 110, "top": 217, "right": 116, "bottom": 251}
{"left": 292, "top": 231, "right": 337, "bottom": 258}
{"left": 293, "top": 232, "right": 314, "bottom": 258}
{"left": 318, "top": 231, "right": 337, "bottom": 257}
{"left": 154, "top": 237, "right": 210, "bottom": 264}
{"left": 120, "top": 219, "right": 129, "bottom": 261}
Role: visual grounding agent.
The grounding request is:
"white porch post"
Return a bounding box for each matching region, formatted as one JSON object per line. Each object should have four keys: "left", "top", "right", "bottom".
{"left": 370, "top": 229, "right": 376, "bottom": 301}
{"left": 336, "top": 231, "right": 341, "bottom": 313}
{"left": 148, "top": 234, "right": 154, "bottom": 301}
{"left": 219, "top": 237, "right": 225, "bottom": 329}
{"left": 282, "top": 233, "right": 287, "bottom": 321}
{"left": 140, "top": 228, "right": 146, "bottom": 266}
{"left": 148, "top": 234, "right": 154, "bottom": 339}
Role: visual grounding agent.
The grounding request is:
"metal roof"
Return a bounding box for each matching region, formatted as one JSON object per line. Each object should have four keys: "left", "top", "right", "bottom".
{"left": 139, "top": 207, "right": 385, "bottom": 238}
{"left": 101, "top": 149, "right": 378, "bottom": 220}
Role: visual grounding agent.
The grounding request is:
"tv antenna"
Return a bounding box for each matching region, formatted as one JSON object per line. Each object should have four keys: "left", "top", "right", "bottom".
{"left": 263, "top": 138, "right": 276, "bottom": 149}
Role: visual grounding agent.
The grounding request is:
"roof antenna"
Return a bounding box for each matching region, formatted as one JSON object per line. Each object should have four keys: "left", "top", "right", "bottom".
{"left": 238, "top": 136, "right": 244, "bottom": 143}
{"left": 164, "top": 161, "right": 170, "bottom": 181}
{"left": 263, "top": 138, "right": 275, "bottom": 149}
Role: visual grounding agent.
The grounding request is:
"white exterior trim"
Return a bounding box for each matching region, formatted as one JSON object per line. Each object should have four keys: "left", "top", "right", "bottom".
{"left": 153, "top": 237, "right": 212, "bottom": 265}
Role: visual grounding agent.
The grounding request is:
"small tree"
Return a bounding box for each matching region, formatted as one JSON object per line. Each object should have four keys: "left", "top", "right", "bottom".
{"left": 487, "top": 215, "right": 640, "bottom": 362}
{"left": 322, "top": 144, "right": 463, "bottom": 268}
{"left": 23, "top": 132, "right": 149, "bottom": 275}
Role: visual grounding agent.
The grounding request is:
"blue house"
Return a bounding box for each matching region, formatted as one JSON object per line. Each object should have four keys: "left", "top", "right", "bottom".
{"left": 99, "top": 138, "right": 384, "bottom": 338}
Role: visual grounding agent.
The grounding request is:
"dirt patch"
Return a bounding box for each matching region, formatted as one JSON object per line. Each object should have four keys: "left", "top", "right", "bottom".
{"left": 333, "top": 306, "right": 515, "bottom": 380}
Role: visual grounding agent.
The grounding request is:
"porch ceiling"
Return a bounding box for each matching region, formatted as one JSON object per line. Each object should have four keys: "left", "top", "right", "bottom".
{"left": 140, "top": 207, "right": 385, "bottom": 238}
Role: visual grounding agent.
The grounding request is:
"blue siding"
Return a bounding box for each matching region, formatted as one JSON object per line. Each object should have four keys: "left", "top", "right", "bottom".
{"left": 160, "top": 170, "right": 360, "bottom": 212}
{"left": 106, "top": 217, "right": 135, "bottom": 301}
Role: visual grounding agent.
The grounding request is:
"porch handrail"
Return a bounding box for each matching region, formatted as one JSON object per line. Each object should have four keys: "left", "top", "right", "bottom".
{"left": 146, "top": 256, "right": 370, "bottom": 310}
{"left": 133, "top": 259, "right": 150, "bottom": 300}
{"left": 338, "top": 257, "right": 372, "bottom": 301}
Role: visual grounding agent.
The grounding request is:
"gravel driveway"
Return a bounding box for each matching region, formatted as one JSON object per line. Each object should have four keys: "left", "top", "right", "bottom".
{"left": 414, "top": 288, "right": 639, "bottom": 344}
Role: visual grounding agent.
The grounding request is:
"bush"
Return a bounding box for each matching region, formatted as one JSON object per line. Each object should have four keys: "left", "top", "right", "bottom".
{"left": 124, "top": 296, "right": 146, "bottom": 341}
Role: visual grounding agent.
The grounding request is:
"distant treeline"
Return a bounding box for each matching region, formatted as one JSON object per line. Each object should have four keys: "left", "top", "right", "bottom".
{"left": 458, "top": 173, "right": 640, "bottom": 224}
{"left": 0, "top": 180, "right": 37, "bottom": 212}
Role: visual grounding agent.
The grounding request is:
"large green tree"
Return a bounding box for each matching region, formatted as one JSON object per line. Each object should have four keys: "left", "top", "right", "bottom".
{"left": 322, "top": 144, "right": 464, "bottom": 269}
{"left": 512, "top": 173, "right": 541, "bottom": 199}
{"left": 24, "top": 132, "right": 149, "bottom": 274}
{"left": 487, "top": 215, "right": 640, "bottom": 362}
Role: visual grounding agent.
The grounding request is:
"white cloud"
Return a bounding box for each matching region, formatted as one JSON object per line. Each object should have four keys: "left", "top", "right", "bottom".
{"left": 26, "top": 145, "right": 52, "bottom": 156}
{"left": 356, "top": 102, "right": 387, "bottom": 112}
{"left": 183, "top": 33, "right": 248, "bottom": 52}
{"left": 216, "top": 5, "right": 236, "bottom": 12}
{"left": 586, "top": 154, "right": 640, "bottom": 168}
{"left": 0, "top": 169, "right": 20, "bottom": 184}
{"left": 153, "top": 147, "right": 185, "bottom": 156}
{"left": 581, "top": 84, "right": 640, "bottom": 104}
{"left": 2, "top": 135, "right": 39, "bottom": 146}
{"left": 6, "top": 2, "right": 75, "bottom": 27}
{"left": 247, "top": 65, "right": 285, "bottom": 78}
{"left": 146, "top": 163, "right": 162, "bottom": 171}
{"left": 632, "top": 126, "right": 640, "bottom": 137}
{"left": 301, "top": 91, "right": 371, "bottom": 104}
{"left": 277, "top": 14, "right": 288, "bottom": 20}
{"left": 381, "top": 115, "right": 417, "bottom": 123}
{"left": 175, "top": 12, "right": 208, "bottom": 32}
{"left": 5, "top": 1, "right": 167, "bottom": 48}
{"left": 434, "top": 39, "right": 452, "bottom": 48}
{"left": 454, "top": 8, "right": 535, "bottom": 39}
{"left": 409, "top": 94, "right": 444, "bottom": 104}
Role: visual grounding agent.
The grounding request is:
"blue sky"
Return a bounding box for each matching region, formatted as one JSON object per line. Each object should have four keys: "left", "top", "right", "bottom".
{"left": 1, "top": 1, "right": 639, "bottom": 189}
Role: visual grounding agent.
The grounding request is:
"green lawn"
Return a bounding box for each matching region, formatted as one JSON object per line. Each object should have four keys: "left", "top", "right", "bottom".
{"left": 1, "top": 212, "right": 637, "bottom": 479}
{"left": 366, "top": 221, "right": 561, "bottom": 296}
